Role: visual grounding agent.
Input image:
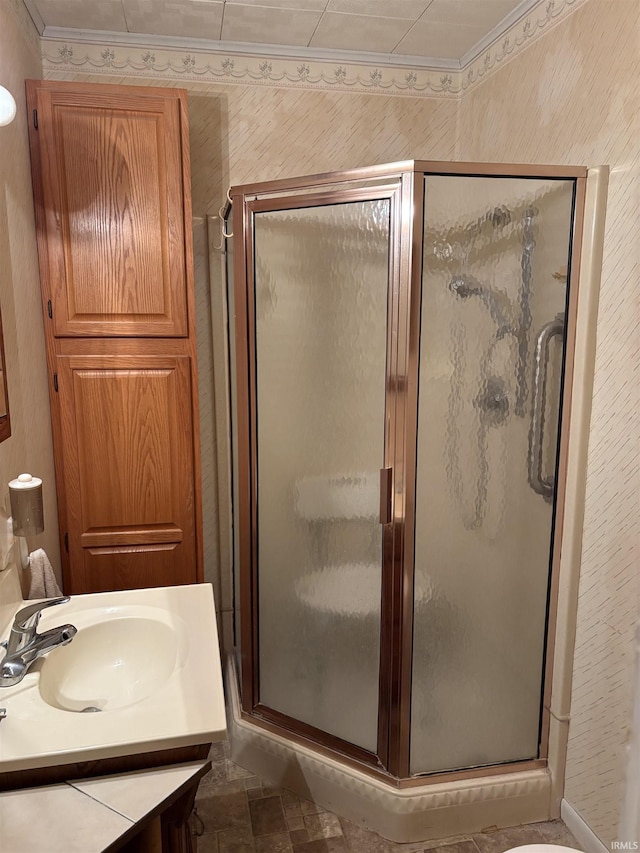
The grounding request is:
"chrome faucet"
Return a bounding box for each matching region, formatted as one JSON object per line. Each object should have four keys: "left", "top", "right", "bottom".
{"left": 0, "top": 597, "right": 77, "bottom": 687}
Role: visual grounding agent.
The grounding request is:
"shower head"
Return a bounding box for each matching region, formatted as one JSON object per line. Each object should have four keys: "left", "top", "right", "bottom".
{"left": 449, "top": 274, "right": 513, "bottom": 334}
{"left": 449, "top": 274, "right": 483, "bottom": 299}
{"left": 489, "top": 205, "right": 512, "bottom": 229}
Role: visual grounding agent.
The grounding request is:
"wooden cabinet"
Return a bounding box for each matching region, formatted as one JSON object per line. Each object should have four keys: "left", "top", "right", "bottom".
{"left": 56, "top": 349, "right": 197, "bottom": 591}
{"left": 30, "top": 84, "right": 188, "bottom": 337}
{"left": 27, "top": 81, "right": 202, "bottom": 594}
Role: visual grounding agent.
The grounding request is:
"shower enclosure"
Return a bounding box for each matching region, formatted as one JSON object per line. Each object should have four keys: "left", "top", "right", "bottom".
{"left": 225, "top": 161, "right": 585, "bottom": 782}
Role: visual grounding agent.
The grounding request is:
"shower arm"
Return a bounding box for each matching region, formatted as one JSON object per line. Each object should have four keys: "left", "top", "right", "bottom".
{"left": 448, "top": 206, "right": 538, "bottom": 378}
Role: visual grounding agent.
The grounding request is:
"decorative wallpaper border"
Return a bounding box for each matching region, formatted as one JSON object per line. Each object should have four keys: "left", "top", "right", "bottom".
{"left": 41, "top": 42, "right": 459, "bottom": 98}
{"left": 39, "top": 0, "right": 588, "bottom": 99}
{"left": 460, "top": 0, "right": 589, "bottom": 92}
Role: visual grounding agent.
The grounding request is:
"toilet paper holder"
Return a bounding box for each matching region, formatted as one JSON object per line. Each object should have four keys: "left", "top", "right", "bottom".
{"left": 8, "top": 473, "right": 44, "bottom": 569}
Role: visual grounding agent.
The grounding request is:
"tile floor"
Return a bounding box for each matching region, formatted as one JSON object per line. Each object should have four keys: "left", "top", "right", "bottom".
{"left": 192, "top": 741, "right": 580, "bottom": 853}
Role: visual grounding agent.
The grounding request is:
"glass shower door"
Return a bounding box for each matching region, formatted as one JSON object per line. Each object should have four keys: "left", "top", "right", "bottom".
{"left": 410, "top": 175, "right": 576, "bottom": 774}
{"left": 229, "top": 161, "right": 587, "bottom": 781}
{"left": 246, "top": 190, "right": 396, "bottom": 756}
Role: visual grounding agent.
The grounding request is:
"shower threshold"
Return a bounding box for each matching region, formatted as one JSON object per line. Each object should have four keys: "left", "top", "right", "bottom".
{"left": 225, "top": 656, "right": 553, "bottom": 843}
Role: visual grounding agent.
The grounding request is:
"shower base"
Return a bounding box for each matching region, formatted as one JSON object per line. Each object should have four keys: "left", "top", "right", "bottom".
{"left": 226, "top": 656, "right": 552, "bottom": 842}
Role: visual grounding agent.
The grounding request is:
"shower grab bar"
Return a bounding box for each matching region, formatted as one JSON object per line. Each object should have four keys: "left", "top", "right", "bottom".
{"left": 380, "top": 467, "right": 393, "bottom": 524}
{"left": 528, "top": 313, "right": 565, "bottom": 502}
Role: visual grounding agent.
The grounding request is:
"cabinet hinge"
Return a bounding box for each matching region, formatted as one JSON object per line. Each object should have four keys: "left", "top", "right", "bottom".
{"left": 64, "top": 532, "right": 69, "bottom": 553}
{"left": 33, "top": 109, "right": 38, "bottom": 130}
{"left": 53, "top": 372, "right": 58, "bottom": 392}
{"left": 47, "top": 300, "right": 52, "bottom": 319}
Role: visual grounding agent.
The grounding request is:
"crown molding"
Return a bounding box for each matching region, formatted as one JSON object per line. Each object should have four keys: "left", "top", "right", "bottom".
{"left": 7, "top": 0, "right": 41, "bottom": 55}
{"left": 460, "top": 0, "right": 541, "bottom": 67}
{"left": 20, "top": 0, "right": 44, "bottom": 36}
{"left": 40, "top": 26, "right": 459, "bottom": 72}
{"left": 460, "top": 0, "right": 589, "bottom": 93}
{"left": 39, "top": 0, "right": 589, "bottom": 100}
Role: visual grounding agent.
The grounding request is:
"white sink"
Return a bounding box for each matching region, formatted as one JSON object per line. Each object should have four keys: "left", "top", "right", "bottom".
{"left": 38, "top": 605, "right": 186, "bottom": 713}
{"left": 0, "top": 584, "right": 226, "bottom": 775}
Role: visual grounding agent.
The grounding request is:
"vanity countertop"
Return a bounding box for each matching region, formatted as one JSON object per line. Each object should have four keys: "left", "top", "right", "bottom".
{"left": 1, "top": 583, "right": 225, "bottom": 775}
{"left": 0, "top": 760, "right": 210, "bottom": 852}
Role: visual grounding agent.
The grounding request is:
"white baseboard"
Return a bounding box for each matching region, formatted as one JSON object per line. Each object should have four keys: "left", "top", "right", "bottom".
{"left": 561, "top": 799, "right": 610, "bottom": 853}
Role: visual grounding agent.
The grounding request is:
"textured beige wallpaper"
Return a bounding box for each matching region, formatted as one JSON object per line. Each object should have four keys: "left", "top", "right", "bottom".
{"left": 43, "top": 70, "right": 458, "bottom": 644}
{"left": 185, "top": 83, "right": 457, "bottom": 206}
{"left": 459, "top": 0, "right": 640, "bottom": 843}
{"left": 0, "top": 1, "right": 60, "bottom": 588}
{"left": 189, "top": 85, "right": 457, "bottom": 648}
{"left": 39, "top": 0, "right": 639, "bottom": 841}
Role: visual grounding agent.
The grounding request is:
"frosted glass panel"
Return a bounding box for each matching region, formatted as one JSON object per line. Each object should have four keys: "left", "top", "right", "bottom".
{"left": 411, "top": 176, "right": 575, "bottom": 773}
{"left": 255, "top": 199, "right": 390, "bottom": 752}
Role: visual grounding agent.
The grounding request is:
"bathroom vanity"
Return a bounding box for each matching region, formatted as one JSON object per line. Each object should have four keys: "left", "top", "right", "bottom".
{"left": 0, "top": 487, "right": 228, "bottom": 853}
{"left": 0, "top": 583, "right": 225, "bottom": 791}
{"left": 0, "top": 578, "right": 226, "bottom": 852}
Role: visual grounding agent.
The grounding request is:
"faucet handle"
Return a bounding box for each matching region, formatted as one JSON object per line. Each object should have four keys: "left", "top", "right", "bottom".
{"left": 13, "top": 596, "right": 70, "bottom": 634}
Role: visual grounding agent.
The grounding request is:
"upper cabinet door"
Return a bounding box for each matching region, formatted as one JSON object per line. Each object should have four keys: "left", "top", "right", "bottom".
{"left": 27, "top": 81, "right": 191, "bottom": 337}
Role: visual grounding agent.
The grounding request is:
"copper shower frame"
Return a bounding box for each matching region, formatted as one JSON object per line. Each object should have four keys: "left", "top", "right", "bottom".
{"left": 229, "top": 160, "right": 588, "bottom": 787}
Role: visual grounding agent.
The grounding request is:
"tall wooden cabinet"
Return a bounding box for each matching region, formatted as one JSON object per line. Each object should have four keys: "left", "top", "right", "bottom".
{"left": 27, "top": 80, "right": 202, "bottom": 594}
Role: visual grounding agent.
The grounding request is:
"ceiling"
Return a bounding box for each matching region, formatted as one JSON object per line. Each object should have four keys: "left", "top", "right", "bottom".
{"left": 24, "top": 0, "right": 542, "bottom": 68}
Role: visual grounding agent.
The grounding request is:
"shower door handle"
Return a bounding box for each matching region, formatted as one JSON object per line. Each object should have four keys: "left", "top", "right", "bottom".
{"left": 528, "top": 313, "right": 565, "bottom": 502}
{"left": 380, "top": 467, "right": 393, "bottom": 524}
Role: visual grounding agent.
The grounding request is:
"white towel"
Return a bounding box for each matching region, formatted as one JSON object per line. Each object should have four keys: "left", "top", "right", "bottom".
{"left": 28, "top": 548, "right": 62, "bottom": 599}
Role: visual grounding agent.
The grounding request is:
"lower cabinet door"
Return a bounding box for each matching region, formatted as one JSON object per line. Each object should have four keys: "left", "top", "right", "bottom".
{"left": 56, "top": 353, "right": 197, "bottom": 593}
